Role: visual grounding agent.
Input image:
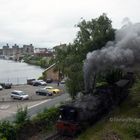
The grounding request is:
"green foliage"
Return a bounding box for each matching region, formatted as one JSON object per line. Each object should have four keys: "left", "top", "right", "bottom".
{"left": 14, "top": 107, "right": 29, "bottom": 127}
{"left": 96, "top": 81, "right": 109, "bottom": 88}
{"left": 23, "top": 54, "right": 32, "bottom": 62}
{"left": 105, "top": 68, "right": 122, "bottom": 84}
{"left": 0, "top": 107, "right": 59, "bottom": 139}
{"left": 126, "top": 123, "right": 140, "bottom": 138}
{"left": 66, "top": 63, "right": 84, "bottom": 100}
{"left": 23, "top": 55, "right": 50, "bottom": 68}
{"left": 0, "top": 121, "right": 16, "bottom": 140}
{"left": 39, "top": 57, "right": 48, "bottom": 68}
{"left": 76, "top": 13, "right": 115, "bottom": 56}
{"left": 42, "top": 71, "right": 48, "bottom": 80}
{"left": 131, "top": 78, "right": 140, "bottom": 95}
{"left": 95, "top": 68, "right": 122, "bottom": 85}
{"left": 38, "top": 75, "right": 43, "bottom": 80}
{"left": 66, "top": 79, "right": 78, "bottom": 100}
{"left": 34, "top": 107, "right": 59, "bottom": 126}
{"left": 130, "top": 79, "right": 140, "bottom": 103}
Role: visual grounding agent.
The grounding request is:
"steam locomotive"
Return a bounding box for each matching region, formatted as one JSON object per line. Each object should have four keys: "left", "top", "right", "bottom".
{"left": 56, "top": 72, "right": 134, "bottom": 136}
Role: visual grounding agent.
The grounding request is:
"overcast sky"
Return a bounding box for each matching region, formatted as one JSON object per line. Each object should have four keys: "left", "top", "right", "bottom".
{"left": 0, "top": 0, "right": 139, "bottom": 48}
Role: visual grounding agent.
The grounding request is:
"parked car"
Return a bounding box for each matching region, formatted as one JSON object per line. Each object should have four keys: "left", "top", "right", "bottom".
{"left": 27, "top": 79, "right": 36, "bottom": 85}
{"left": 44, "top": 86, "right": 61, "bottom": 94}
{"left": 32, "top": 80, "right": 47, "bottom": 86}
{"left": 60, "top": 77, "right": 67, "bottom": 84}
{"left": 46, "top": 78, "right": 53, "bottom": 83}
{"left": 36, "top": 88, "right": 53, "bottom": 96}
{"left": 60, "top": 80, "right": 65, "bottom": 84}
{"left": 0, "top": 83, "right": 12, "bottom": 89}
{"left": 11, "top": 90, "right": 29, "bottom": 100}
{"left": 0, "top": 85, "right": 3, "bottom": 90}
{"left": 4, "top": 83, "right": 12, "bottom": 89}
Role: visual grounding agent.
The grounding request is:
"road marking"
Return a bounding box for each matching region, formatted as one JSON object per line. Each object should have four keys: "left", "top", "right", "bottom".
{"left": 28, "top": 99, "right": 52, "bottom": 109}
{"left": 0, "top": 110, "right": 16, "bottom": 114}
{"left": 0, "top": 105, "right": 10, "bottom": 110}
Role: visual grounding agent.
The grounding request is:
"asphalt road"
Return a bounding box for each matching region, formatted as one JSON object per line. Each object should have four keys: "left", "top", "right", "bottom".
{"left": 2, "top": 93, "right": 70, "bottom": 121}
{"left": 28, "top": 93, "right": 70, "bottom": 117}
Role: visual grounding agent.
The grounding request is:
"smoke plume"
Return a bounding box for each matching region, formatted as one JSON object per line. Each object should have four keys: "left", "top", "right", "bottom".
{"left": 84, "top": 22, "right": 140, "bottom": 91}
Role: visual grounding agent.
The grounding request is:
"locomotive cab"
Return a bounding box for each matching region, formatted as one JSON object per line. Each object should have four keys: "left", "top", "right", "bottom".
{"left": 59, "top": 105, "right": 78, "bottom": 121}
{"left": 56, "top": 105, "right": 81, "bottom": 136}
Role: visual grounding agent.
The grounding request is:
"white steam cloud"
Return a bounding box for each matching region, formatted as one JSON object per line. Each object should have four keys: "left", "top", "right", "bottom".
{"left": 84, "top": 22, "right": 140, "bottom": 91}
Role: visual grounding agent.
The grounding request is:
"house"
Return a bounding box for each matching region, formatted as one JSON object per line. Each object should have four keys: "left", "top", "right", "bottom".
{"left": 43, "top": 63, "right": 61, "bottom": 81}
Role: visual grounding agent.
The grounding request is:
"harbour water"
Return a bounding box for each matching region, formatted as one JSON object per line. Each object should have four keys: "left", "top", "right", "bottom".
{"left": 0, "top": 59, "right": 45, "bottom": 85}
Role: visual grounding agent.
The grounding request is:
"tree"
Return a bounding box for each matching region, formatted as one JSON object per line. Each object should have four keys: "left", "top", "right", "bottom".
{"left": 75, "top": 13, "right": 115, "bottom": 58}
{"left": 66, "top": 62, "right": 84, "bottom": 100}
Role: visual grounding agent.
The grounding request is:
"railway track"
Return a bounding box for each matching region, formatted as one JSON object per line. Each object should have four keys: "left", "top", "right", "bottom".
{"left": 45, "top": 133, "right": 75, "bottom": 140}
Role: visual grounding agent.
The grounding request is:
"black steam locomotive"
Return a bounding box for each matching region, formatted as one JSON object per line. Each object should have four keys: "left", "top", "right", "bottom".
{"left": 56, "top": 72, "right": 134, "bottom": 136}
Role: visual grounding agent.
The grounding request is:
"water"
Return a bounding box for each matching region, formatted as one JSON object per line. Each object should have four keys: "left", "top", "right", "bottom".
{"left": 0, "top": 59, "right": 45, "bottom": 85}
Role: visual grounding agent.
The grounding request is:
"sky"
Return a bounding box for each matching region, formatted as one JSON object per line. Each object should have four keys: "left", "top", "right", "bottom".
{"left": 0, "top": 0, "right": 140, "bottom": 48}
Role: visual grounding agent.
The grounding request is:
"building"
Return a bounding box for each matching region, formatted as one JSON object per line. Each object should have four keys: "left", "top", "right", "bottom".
{"left": 43, "top": 63, "right": 62, "bottom": 81}
{"left": 0, "top": 49, "right": 3, "bottom": 55}
{"left": 34, "top": 48, "right": 53, "bottom": 57}
{"left": 23, "top": 44, "right": 34, "bottom": 55}
{"left": 12, "top": 44, "right": 21, "bottom": 60}
{"left": 2, "top": 44, "right": 13, "bottom": 56}
{"left": 2, "top": 44, "right": 34, "bottom": 60}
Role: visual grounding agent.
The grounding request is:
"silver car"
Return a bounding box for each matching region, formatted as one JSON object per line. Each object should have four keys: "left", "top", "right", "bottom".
{"left": 36, "top": 88, "right": 53, "bottom": 96}
{"left": 11, "top": 90, "right": 29, "bottom": 100}
{"left": 0, "top": 85, "right": 3, "bottom": 90}
{"left": 32, "top": 80, "right": 47, "bottom": 86}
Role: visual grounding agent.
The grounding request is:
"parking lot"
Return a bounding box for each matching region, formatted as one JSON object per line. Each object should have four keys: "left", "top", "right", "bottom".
{"left": 0, "top": 83, "right": 66, "bottom": 120}
{"left": 0, "top": 83, "right": 65, "bottom": 102}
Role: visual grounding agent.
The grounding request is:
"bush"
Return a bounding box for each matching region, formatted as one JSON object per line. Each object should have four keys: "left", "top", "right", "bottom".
{"left": 0, "top": 121, "right": 16, "bottom": 140}
{"left": 34, "top": 107, "right": 59, "bottom": 126}
{"left": 38, "top": 76, "right": 43, "bottom": 80}
{"left": 14, "top": 107, "right": 29, "bottom": 127}
{"left": 96, "top": 82, "right": 109, "bottom": 88}
{"left": 126, "top": 123, "right": 140, "bottom": 138}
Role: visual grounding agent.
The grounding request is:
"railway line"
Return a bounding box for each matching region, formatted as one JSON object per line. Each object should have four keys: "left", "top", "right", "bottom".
{"left": 45, "top": 133, "right": 75, "bottom": 140}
